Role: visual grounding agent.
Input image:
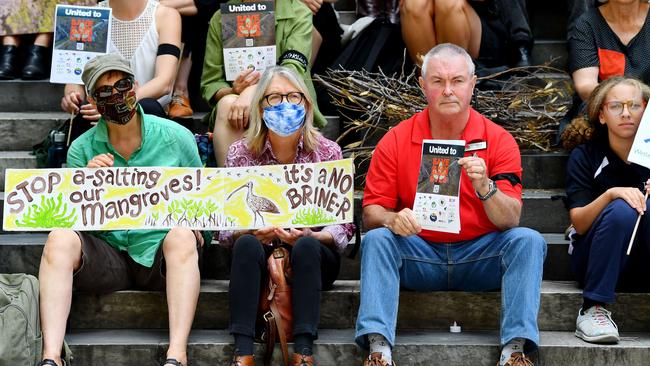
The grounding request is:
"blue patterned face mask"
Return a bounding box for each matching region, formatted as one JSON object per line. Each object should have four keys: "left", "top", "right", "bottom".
{"left": 263, "top": 103, "right": 306, "bottom": 136}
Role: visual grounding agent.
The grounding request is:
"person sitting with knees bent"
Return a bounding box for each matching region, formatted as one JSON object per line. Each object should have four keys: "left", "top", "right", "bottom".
{"left": 355, "top": 43, "right": 546, "bottom": 366}
{"left": 565, "top": 76, "right": 650, "bottom": 344}
{"left": 220, "top": 66, "right": 353, "bottom": 366}
{"left": 38, "top": 53, "right": 207, "bottom": 366}
{"left": 201, "top": 0, "right": 327, "bottom": 167}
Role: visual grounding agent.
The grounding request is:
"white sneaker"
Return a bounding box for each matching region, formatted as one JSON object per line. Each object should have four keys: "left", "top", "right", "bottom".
{"left": 575, "top": 305, "right": 620, "bottom": 343}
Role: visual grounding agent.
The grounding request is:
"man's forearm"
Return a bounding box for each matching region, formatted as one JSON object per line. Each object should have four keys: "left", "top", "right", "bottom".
{"left": 482, "top": 191, "right": 521, "bottom": 230}
{"left": 363, "top": 204, "right": 396, "bottom": 230}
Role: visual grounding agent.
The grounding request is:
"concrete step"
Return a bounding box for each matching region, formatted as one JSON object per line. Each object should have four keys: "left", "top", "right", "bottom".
{"left": 0, "top": 151, "right": 37, "bottom": 187}
{"left": 65, "top": 329, "right": 650, "bottom": 366}
{"left": 42, "top": 280, "right": 650, "bottom": 331}
{"left": 0, "top": 112, "right": 62, "bottom": 151}
{"left": 0, "top": 80, "right": 63, "bottom": 112}
{"left": 0, "top": 233, "right": 573, "bottom": 281}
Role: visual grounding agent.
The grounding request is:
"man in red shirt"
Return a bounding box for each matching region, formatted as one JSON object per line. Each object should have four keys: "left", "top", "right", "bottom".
{"left": 356, "top": 43, "right": 546, "bottom": 366}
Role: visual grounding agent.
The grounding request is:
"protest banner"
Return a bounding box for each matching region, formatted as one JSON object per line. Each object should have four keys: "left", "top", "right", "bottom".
{"left": 221, "top": 1, "right": 275, "bottom": 81}
{"left": 412, "top": 140, "right": 465, "bottom": 233}
{"left": 3, "top": 159, "right": 354, "bottom": 231}
{"left": 50, "top": 5, "right": 111, "bottom": 84}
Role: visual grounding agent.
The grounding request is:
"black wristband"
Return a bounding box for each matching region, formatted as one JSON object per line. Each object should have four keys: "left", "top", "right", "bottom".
{"left": 279, "top": 50, "right": 308, "bottom": 69}
{"left": 157, "top": 43, "right": 181, "bottom": 58}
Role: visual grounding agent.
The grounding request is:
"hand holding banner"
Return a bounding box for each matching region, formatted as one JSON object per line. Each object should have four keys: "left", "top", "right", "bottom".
{"left": 3, "top": 159, "right": 354, "bottom": 231}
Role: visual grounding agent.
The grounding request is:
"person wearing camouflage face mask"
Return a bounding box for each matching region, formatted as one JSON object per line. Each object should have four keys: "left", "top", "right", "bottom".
{"left": 91, "top": 75, "right": 138, "bottom": 125}
{"left": 38, "top": 53, "right": 206, "bottom": 366}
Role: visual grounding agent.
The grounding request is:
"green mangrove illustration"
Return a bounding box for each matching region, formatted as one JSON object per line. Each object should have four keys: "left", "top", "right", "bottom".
{"left": 15, "top": 193, "right": 77, "bottom": 228}
{"left": 291, "top": 208, "right": 336, "bottom": 226}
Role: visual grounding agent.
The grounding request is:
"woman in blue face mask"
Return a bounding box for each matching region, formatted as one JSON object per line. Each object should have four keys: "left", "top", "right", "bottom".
{"left": 218, "top": 66, "right": 354, "bottom": 366}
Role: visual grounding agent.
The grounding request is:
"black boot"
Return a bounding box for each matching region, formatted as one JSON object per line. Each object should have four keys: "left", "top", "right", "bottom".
{"left": 22, "top": 45, "right": 50, "bottom": 80}
{"left": 0, "top": 45, "right": 20, "bottom": 80}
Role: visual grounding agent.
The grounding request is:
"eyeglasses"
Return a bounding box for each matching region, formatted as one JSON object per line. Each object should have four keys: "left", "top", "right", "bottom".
{"left": 92, "top": 77, "right": 134, "bottom": 99}
{"left": 262, "top": 92, "right": 305, "bottom": 106}
{"left": 603, "top": 100, "right": 645, "bottom": 115}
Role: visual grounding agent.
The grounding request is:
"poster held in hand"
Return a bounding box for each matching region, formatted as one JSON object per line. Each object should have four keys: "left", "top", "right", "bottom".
{"left": 221, "top": 1, "right": 276, "bottom": 81}
{"left": 50, "top": 5, "right": 111, "bottom": 84}
{"left": 413, "top": 140, "right": 465, "bottom": 233}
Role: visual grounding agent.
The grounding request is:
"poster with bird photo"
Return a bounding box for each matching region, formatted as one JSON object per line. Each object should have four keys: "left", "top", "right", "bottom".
{"left": 413, "top": 140, "right": 464, "bottom": 233}
{"left": 221, "top": 1, "right": 275, "bottom": 81}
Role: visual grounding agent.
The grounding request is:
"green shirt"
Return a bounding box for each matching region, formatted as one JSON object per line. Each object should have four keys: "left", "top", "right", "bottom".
{"left": 67, "top": 106, "right": 203, "bottom": 267}
{"left": 200, "top": 0, "right": 326, "bottom": 129}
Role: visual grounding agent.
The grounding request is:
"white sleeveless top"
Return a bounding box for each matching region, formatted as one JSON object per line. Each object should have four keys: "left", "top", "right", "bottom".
{"left": 99, "top": 0, "right": 171, "bottom": 106}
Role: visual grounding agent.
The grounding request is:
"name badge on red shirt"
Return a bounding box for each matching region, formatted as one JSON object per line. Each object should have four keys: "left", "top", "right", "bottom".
{"left": 466, "top": 140, "right": 487, "bottom": 152}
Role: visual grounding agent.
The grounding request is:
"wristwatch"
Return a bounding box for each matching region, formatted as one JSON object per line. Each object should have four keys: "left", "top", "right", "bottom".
{"left": 476, "top": 179, "right": 497, "bottom": 201}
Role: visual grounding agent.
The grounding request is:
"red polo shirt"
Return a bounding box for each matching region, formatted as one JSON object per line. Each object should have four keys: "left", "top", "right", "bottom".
{"left": 363, "top": 108, "right": 523, "bottom": 243}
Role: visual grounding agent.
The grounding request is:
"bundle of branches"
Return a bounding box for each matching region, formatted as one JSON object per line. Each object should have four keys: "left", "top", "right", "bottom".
{"left": 315, "top": 65, "right": 574, "bottom": 164}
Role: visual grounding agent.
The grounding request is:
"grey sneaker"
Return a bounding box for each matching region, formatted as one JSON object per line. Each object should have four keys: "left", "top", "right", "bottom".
{"left": 575, "top": 305, "right": 620, "bottom": 343}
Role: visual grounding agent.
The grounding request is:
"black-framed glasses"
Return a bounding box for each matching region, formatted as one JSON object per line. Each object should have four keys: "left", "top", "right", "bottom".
{"left": 262, "top": 92, "right": 305, "bottom": 106}
{"left": 92, "top": 77, "right": 134, "bottom": 99}
{"left": 604, "top": 100, "right": 645, "bottom": 115}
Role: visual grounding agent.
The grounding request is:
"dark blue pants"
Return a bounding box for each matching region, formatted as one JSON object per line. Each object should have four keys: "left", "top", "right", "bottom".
{"left": 571, "top": 198, "right": 650, "bottom": 303}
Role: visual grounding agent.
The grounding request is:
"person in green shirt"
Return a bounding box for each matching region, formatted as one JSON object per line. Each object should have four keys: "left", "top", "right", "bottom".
{"left": 201, "top": 0, "right": 327, "bottom": 167}
{"left": 38, "top": 54, "right": 204, "bottom": 366}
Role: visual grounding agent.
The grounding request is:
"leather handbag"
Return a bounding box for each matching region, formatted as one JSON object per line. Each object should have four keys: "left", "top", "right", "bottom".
{"left": 256, "top": 246, "right": 293, "bottom": 366}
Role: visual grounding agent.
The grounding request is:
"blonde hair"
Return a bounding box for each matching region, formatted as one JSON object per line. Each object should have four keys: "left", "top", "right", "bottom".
{"left": 246, "top": 66, "right": 320, "bottom": 156}
{"left": 586, "top": 76, "right": 650, "bottom": 142}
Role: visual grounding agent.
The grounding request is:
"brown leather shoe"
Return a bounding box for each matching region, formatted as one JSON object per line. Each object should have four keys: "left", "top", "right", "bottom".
{"left": 230, "top": 355, "right": 254, "bottom": 366}
{"left": 499, "top": 352, "right": 534, "bottom": 366}
{"left": 168, "top": 93, "right": 193, "bottom": 118}
{"left": 292, "top": 353, "right": 314, "bottom": 366}
{"left": 363, "top": 352, "right": 395, "bottom": 366}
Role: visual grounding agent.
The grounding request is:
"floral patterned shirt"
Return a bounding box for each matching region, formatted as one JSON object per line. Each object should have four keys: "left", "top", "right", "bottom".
{"left": 219, "top": 134, "right": 355, "bottom": 254}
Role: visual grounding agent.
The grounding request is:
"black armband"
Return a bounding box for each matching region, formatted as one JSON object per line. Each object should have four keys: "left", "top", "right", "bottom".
{"left": 491, "top": 173, "right": 522, "bottom": 187}
{"left": 157, "top": 43, "right": 181, "bottom": 58}
{"left": 279, "top": 50, "right": 308, "bottom": 69}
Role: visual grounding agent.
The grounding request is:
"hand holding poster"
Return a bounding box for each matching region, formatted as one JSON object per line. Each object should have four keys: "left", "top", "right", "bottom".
{"left": 221, "top": 1, "right": 275, "bottom": 81}
{"left": 3, "top": 160, "right": 354, "bottom": 231}
{"left": 412, "top": 140, "right": 465, "bottom": 233}
{"left": 50, "top": 5, "right": 111, "bottom": 84}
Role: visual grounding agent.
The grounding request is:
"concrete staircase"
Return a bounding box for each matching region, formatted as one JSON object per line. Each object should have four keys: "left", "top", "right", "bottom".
{"left": 2, "top": 2, "right": 650, "bottom": 365}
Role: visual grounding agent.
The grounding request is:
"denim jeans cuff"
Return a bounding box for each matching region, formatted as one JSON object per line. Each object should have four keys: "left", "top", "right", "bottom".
{"left": 355, "top": 329, "right": 394, "bottom": 350}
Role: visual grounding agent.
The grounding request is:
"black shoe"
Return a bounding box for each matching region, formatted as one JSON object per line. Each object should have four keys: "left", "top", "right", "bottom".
{"left": 22, "top": 45, "right": 50, "bottom": 80}
{"left": 512, "top": 47, "right": 532, "bottom": 68}
{"left": 0, "top": 45, "right": 19, "bottom": 80}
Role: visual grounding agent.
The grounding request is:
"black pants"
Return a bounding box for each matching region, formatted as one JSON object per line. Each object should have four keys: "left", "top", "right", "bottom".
{"left": 229, "top": 234, "right": 341, "bottom": 338}
{"left": 491, "top": 0, "right": 533, "bottom": 50}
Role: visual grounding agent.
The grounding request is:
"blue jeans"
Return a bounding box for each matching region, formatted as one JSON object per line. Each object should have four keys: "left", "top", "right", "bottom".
{"left": 355, "top": 227, "right": 546, "bottom": 351}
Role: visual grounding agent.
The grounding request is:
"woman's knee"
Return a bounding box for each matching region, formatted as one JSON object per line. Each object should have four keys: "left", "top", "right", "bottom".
{"left": 401, "top": 0, "right": 434, "bottom": 18}
{"left": 602, "top": 199, "right": 639, "bottom": 231}
{"left": 214, "top": 94, "right": 238, "bottom": 130}
{"left": 43, "top": 229, "right": 82, "bottom": 261}
{"left": 162, "top": 227, "right": 197, "bottom": 259}
{"left": 434, "top": 0, "right": 465, "bottom": 15}
{"left": 292, "top": 237, "right": 321, "bottom": 262}
{"left": 232, "top": 234, "right": 265, "bottom": 260}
